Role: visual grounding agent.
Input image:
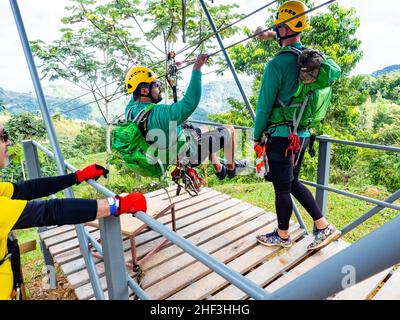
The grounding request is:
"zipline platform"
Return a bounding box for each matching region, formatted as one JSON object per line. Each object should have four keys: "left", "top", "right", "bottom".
{"left": 39, "top": 186, "right": 400, "bottom": 300}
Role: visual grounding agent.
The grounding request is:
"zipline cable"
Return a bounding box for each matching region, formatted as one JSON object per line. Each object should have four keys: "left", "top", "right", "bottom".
{"left": 59, "top": 0, "right": 337, "bottom": 117}
{"left": 166, "top": 0, "right": 337, "bottom": 76}
{"left": 175, "top": 0, "right": 279, "bottom": 57}
{"left": 51, "top": 0, "right": 279, "bottom": 109}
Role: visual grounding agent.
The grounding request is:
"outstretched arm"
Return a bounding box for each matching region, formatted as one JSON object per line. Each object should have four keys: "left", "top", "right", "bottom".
{"left": 12, "top": 192, "right": 147, "bottom": 230}
{"left": 11, "top": 164, "right": 108, "bottom": 200}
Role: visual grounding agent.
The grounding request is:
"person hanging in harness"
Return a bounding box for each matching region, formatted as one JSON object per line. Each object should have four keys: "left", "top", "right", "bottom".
{"left": 0, "top": 123, "right": 147, "bottom": 300}
{"left": 253, "top": 1, "right": 342, "bottom": 250}
{"left": 119, "top": 53, "right": 248, "bottom": 184}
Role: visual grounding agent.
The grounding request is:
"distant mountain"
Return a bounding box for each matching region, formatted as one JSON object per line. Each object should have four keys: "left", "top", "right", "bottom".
{"left": 0, "top": 79, "right": 253, "bottom": 122}
{"left": 0, "top": 86, "right": 93, "bottom": 120}
{"left": 372, "top": 64, "right": 400, "bottom": 77}
{"left": 190, "top": 79, "right": 253, "bottom": 121}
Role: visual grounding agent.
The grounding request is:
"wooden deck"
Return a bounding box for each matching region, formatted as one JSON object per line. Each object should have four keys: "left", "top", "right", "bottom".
{"left": 39, "top": 186, "right": 399, "bottom": 300}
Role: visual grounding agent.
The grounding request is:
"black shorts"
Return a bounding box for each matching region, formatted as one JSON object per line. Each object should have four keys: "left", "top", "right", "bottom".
{"left": 185, "top": 126, "right": 231, "bottom": 167}
{"left": 264, "top": 137, "right": 310, "bottom": 184}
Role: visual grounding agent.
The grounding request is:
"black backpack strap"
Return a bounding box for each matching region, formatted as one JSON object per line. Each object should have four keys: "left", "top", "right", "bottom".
{"left": 1, "top": 233, "right": 23, "bottom": 298}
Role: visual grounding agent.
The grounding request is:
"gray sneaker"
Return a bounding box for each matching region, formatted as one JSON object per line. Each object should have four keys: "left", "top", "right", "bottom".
{"left": 307, "top": 224, "right": 341, "bottom": 251}
{"left": 256, "top": 229, "right": 293, "bottom": 248}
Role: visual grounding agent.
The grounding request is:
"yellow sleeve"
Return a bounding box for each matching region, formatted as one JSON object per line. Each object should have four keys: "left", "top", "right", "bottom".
{"left": 0, "top": 197, "right": 27, "bottom": 239}
{"left": 0, "top": 182, "right": 14, "bottom": 198}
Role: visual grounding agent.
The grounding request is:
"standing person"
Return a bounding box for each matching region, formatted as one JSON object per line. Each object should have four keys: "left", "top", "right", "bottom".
{"left": 0, "top": 124, "right": 147, "bottom": 300}
{"left": 253, "top": 1, "right": 341, "bottom": 250}
{"left": 123, "top": 53, "right": 248, "bottom": 180}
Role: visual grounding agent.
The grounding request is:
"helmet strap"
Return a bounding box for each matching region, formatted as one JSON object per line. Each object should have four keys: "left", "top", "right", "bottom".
{"left": 275, "top": 26, "right": 300, "bottom": 46}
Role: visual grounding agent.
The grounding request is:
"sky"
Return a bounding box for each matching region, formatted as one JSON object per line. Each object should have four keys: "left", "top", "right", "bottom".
{"left": 0, "top": 0, "right": 399, "bottom": 94}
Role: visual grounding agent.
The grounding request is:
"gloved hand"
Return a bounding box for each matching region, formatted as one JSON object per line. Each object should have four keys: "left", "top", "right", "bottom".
{"left": 114, "top": 192, "right": 147, "bottom": 216}
{"left": 254, "top": 144, "right": 268, "bottom": 179}
{"left": 75, "top": 163, "right": 109, "bottom": 184}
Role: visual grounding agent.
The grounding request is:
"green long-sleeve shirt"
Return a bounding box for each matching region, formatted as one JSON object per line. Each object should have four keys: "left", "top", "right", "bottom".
{"left": 254, "top": 42, "right": 310, "bottom": 141}
{"left": 125, "top": 70, "right": 202, "bottom": 150}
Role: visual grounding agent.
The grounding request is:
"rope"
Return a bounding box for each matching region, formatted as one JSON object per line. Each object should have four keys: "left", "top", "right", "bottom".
{"left": 175, "top": 0, "right": 279, "bottom": 57}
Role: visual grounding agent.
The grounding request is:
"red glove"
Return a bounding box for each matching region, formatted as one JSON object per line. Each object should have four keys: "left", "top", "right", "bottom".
{"left": 75, "top": 163, "right": 109, "bottom": 184}
{"left": 114, "top": 192, "right": 147, "bottom": 216}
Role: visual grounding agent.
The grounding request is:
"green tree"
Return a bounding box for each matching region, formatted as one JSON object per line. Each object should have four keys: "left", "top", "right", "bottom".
{"left": 74, "top": 123, "right": 106, "bottom": 154}
{"left": 5, "top": 113, "right": 47, "bottom": 142}
{"left": 144, "top": 0, "right": 243, "bottom": 102}
{"left": 31, "top": 0, "right": 148, "bottom": 167}
{"left": 211, "top": 2, "right": 363, "bottom": 132}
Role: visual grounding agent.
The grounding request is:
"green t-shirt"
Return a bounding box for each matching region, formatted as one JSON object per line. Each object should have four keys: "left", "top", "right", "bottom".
{"left": 254, "top": 42, "right": 310, "bottom": 141}
{"left": 125, "top": 70, "right": 202, "bottom": 150}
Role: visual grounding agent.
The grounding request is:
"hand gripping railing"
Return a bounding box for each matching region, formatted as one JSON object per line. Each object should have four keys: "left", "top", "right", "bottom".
{"left": 23, "top": 140, "right": 271, "bottom": 300}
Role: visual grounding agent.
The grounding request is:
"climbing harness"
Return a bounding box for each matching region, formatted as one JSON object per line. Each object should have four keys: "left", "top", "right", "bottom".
{"left": 167, "top": 51, "right": 178, "bottom": 103}
{"left": 255, "top": 132, "right": 270, "bottom": 179}
{"left": 171, "top": 162, "right": 203, "bottom": 197}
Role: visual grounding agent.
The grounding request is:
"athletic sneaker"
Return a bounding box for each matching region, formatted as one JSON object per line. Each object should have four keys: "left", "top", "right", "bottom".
{"left": 215, "top": 164, "right": 227, "bottom": 180}
{"left": 256, "top": 229, "right": 293, "bottom": 248}
{"left": 307, "top": 224, "right": 341, "bottom": 251}
{"left": 226, "top": 159, "right": 249, "bottom": 178}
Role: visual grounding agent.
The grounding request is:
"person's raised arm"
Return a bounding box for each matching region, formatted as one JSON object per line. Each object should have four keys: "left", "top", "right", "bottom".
{"left": 166, "top": 54, "right": 209, "bottom": 125}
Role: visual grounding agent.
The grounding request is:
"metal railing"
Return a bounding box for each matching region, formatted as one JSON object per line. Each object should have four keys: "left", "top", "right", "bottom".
{"left": 23, "top": 139, "right": 271, "bottom": 300}
{"left": 189, "top": 118, "right": 400, "bottom": 237}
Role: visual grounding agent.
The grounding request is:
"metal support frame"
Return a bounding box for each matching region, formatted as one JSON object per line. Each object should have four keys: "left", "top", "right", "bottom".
{"left": 341, "top": 188, "right": 400, "bottom": 236}
{"left": 315, "top": 135, "right": 331, "bottom": 216}
{"left": 267, "top": 214, "right": 400, "bottom": 300}
{"left": 9, "top": 0, "right": 122, "bottom": 300}
{"left": 22, "top": 141, "right": 54, "bottom": 269}
{"left": 199, "top": 0, "right": 256, "bottom": 121}
{"left": 134, "top": 211, "right": 270, "bottom": 299}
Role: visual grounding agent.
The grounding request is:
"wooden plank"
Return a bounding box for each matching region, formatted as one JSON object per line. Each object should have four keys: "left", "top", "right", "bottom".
{"left": 44, "top": 226, "right": 97, "bottom": 247}
{"left": 40, "top": 225, "right": 75, "bottom": 240}
{"left": 134, "top": 195, "right": 236, "bottom": 246}
{"left": 265, "top": 240, "right": 348, "bottom": 292}
{"left": 168, "top": 227, "right": 305, "bottom": 300}
{"left": 142, "top": 216, "right": 286, "bottom": 300}
{"left": 73, "top": 214, "right": 282, "bottom": 300}
{"left": 135, "top": 202, "right": 254, "bottom": 260}
{"left": 141, "top": 204, "right": 265, "bottom": 272}
{"left": 373, "top": 267, "right": 400, "bottom": 300}
{"left": 66, "top": 201, "right": 256, "bottom": 287}
{"left": 211, "top": 235, "right": 313, "bottom": 300}
{"left": 332, "top": 268, "right": 391, "bottom": 300}
{"left": 49, "top": 230, "right": 101, "bottom": 256}
{"left": 212, "top": 239, "right": 348, "bottom": 300}
{"left": 61, "top": 197, "right": 240, "bottom": 277}
{"left": 151, "top": 193, "right": 233, "bottom": 226}
{"left": 19, "top": 240, "right": 37, "bottom": 254}
{"left": 151, "top": 187, "right": 214, "bottom": 204}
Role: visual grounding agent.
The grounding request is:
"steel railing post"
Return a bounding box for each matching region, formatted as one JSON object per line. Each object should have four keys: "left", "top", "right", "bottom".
{"left": 10, "top": 0, "right": 118, "bottom": 300}
{"left": 199, "top": 0, "right": 256, "bottom": 121}
{"left": 22, "top": 140, "right": 55, "bottom": 269}
{"left": 316, "top": 135, "right": 331, "bottom": 216}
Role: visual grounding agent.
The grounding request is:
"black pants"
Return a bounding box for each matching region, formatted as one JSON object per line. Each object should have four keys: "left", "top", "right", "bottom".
{"left": 266, "top": 137, "right": 323, "bottom": 231}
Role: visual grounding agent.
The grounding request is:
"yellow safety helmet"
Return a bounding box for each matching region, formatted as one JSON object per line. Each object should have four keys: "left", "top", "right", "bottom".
{"left": 274, "top": 1, "right": 309, "bottom": 33}
{"left": 125, "top": 66, "right": 157, "bottom": 94}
